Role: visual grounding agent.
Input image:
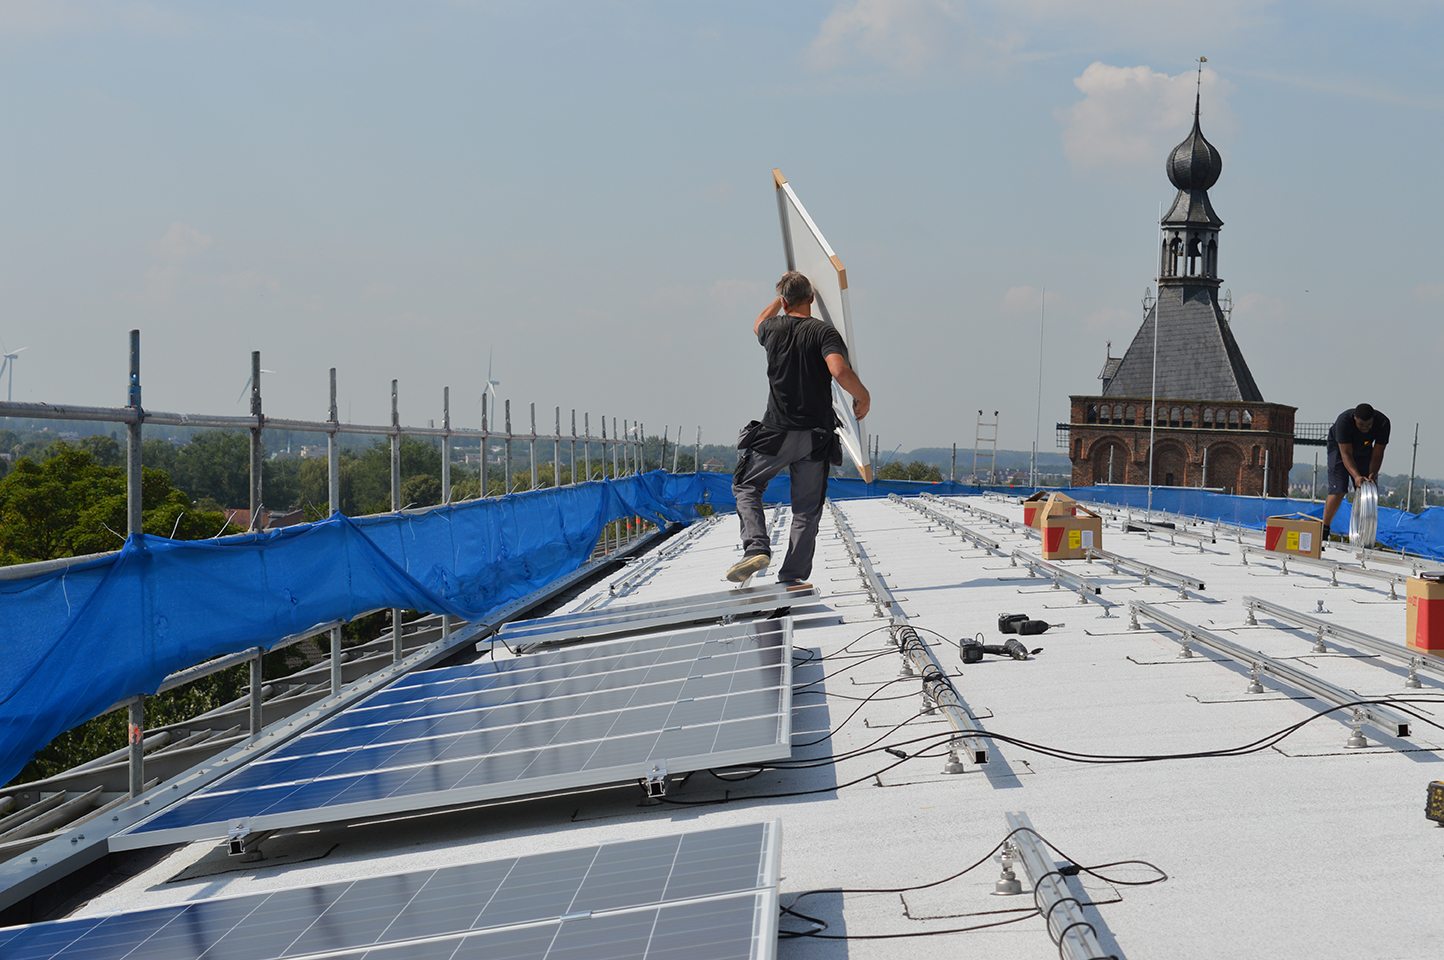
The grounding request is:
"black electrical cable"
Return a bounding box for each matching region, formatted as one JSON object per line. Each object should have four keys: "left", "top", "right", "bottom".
{"left": 788, "top": 671, "right": 946, "bottom": 748}
{"left": 777, "top": 825, "right": 1165, "bottom": 943}
{"left": 792, "top": 647, "right": 896, "bottom": 689}
{"left": 780, "top": 907, "right": 1043, "bottom": 940}
{"left": 666, "top": 696, "right": 1444, "bottom": 813}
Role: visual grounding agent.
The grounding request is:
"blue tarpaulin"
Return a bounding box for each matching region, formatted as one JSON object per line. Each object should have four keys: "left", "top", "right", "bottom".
{"left": 5, "top": 469, "right": 1442, "bottom": 786}
{"left": 0, "top": 473, "right": 698, "bottom": 786}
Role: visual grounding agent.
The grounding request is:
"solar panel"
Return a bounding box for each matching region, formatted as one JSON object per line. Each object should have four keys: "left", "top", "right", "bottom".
{"left": 114, "top": 619, "right": 793, "bottom": 849}
{"left": 494, "top": 583, "right": 818, "bottom": 651}
{"left": 0, "top": 821, "right": 782, "bottom": 960}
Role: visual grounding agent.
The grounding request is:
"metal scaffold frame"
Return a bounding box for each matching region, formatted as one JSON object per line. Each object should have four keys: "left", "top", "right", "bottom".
{"left": 0, "top": 330, "right": 678, "bottom": 807}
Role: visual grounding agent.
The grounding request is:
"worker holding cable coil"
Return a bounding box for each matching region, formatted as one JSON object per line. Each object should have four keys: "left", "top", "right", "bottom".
{"left": 1322, "top": 403, "right": 1389, "bottom": 543}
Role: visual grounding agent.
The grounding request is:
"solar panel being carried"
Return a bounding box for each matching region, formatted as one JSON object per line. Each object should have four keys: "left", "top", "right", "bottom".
{"left": 114, "top": 619, "right": 794, "bottom": 849}
{"left": 1, "top": 821, "right": 782, "bottom": 960}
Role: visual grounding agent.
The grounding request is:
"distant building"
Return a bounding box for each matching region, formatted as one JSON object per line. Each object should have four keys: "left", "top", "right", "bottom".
{"left": 1065, "top": 88, "right": 1294, "bottom": 496}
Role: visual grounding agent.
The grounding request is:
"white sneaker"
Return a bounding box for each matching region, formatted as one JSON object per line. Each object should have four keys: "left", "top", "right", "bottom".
{"left": 726, "top": 553, "right": 770, "bottom": 583}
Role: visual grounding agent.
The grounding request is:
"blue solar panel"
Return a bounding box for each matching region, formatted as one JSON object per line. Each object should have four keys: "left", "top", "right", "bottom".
{"left": 0, "top": 822, "right": 781, "bottom": 960}
{"left": 115, "top": 619, "right": 792, "bottom": 848}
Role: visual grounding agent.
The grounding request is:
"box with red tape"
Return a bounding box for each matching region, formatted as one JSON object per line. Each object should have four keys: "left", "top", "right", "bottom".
{"left": 1407, "top": 573, "right": 1444, "bottom": 653}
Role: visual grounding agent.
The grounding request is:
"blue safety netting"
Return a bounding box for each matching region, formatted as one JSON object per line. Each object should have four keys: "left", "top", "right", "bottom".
{"left": 0, "top": 472, "right": 701, "bottom": 786}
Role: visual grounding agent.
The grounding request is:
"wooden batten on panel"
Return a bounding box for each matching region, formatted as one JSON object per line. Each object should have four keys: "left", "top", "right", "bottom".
{"left": 772, "top": 168, "right": 788, "bottom": 188}
{"left": 829, "top": 254, "right": 848, "bottom": 290}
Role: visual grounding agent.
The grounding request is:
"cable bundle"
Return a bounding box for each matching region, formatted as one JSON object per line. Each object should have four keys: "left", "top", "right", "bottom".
{"left": 1351, "top": 480, "right": 1379, "bottom": 547}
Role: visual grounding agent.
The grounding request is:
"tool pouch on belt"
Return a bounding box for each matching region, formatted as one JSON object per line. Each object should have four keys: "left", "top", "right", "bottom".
{"left": 810, "top": 415, "right": 843, "bottom": 466}
{"left": 735, "top": 420, "right": 788, "bottom": 481}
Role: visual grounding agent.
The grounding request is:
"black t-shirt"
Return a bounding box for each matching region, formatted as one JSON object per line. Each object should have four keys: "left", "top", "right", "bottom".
{"left": 1327, "top": 409, "right": 1391, "bottom": 464}
{"left": 757, "top": 314, "right": 848, "bottom": 430}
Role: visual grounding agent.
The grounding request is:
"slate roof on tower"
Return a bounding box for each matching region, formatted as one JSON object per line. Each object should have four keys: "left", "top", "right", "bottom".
{"left": 1101, "top": 285, "right": 1263, "bottom": 401}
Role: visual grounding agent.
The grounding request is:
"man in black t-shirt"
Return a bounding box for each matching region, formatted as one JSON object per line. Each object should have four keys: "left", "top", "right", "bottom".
{"left": 726, "top": 271, "right": 871, "bottom": 585}
{"left": 1322, "top": 402, "right": 1390, "bottom": 539}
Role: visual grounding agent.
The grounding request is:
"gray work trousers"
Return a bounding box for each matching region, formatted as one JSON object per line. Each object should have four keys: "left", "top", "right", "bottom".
{"left": 732, "top": 428, "right": 830, "bottom": 582}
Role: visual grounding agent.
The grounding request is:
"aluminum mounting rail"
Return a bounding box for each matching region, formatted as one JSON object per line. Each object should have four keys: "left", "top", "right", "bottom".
{"left": 606, "top": 516, "right": 718, "bottom": 598}
{"left": 1129, "top": 600, "right": 1413, "bottom": 747}
{"left": 921, "top": 493, "right": 1026, "bottom": 533}
{"left": 1003, "top": 811, "right": 1116, "bottom": 960}
{"left": 1243, "top": 595, "right": 1444, "bottom": 688}
{"left": 828, "top": 503, "right": 990, "bottom": 769}
{"left": 1355, "top": 547, "right": 1426, "bottom": 575}
{"left": 1010, "top": 549, "right": 1115, "bottom": 614}
{"left": 889, "top": 495, "right": 1003, "bottom": 553}
{"left": 1240, "top": 545, "right": 1409, "bottom": 598}
{"left": 1084, "top": 548, "right": 1205, "bottom": 598}
{"left": 1117, "top": 511, "right": 1215, "bottom": 552}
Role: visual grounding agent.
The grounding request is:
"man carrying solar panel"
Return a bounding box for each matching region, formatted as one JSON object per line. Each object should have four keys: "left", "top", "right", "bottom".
{"left": 727, "top": 271, "right": 871, "bottom": 586}
{"left": 1321, "top": 402, "right": 1389, "bottom": 541}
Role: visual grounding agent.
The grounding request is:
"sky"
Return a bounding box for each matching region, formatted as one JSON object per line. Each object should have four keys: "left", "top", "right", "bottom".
{"left": 2, "top": 1, "right": 1442, "bottom": 472}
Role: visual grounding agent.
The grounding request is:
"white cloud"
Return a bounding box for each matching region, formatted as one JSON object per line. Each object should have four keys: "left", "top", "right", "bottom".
{"left": 0, "top": 0, "right": 181, "bottom": 37}
{"left": 154, "top": 221, "right": 213, "bottom": 260}
{"left": 1060, "top": 62, "right": 1233, "bottom": 169}
{"left": 1001, "top": 284, "right": 1046, "bottom": 314}
{"left": 807, "top": 0, "right": 967, "bottom": 74}
{"left": 1414, "top": 282, "right": 1444, "bottom": 305}
{"left": 143, "top": 221, "right": 212, "bottom": 302}
{"left": 804, "top": 1, "right": 1266, "bottom": 76}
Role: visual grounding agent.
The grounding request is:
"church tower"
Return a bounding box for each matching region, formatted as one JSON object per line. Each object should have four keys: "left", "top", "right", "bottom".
{"left": 1066, "top": 68, "right": 1295, "bottom": 495}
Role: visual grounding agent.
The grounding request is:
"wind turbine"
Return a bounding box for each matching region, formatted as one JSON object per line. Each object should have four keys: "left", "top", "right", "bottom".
{"left": 236, "top": 367, "right": 278, "bottom": 405}
{"left": 1, "top": 343, "right": 28, "bottom": 403}
{"left": 483, "top": 348, "right": 501, "bottom": 406}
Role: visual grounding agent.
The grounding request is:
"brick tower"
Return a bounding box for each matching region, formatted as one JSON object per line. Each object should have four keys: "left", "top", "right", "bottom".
{"left": 1065, "top": 74, "right": 1294, "bottom": 496}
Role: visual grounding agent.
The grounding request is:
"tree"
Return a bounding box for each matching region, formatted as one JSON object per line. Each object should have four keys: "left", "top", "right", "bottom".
{"left": 877, "top": 460, "right": 943, "bottom": 482}
{"left": 173, "top": 431, "right": 250, "bottom": 507}
{"left": 78, "top": 434, "right": 123, "bottom": 467}
{"left": 0, "top": 443, "right": 239, "bottom": 563}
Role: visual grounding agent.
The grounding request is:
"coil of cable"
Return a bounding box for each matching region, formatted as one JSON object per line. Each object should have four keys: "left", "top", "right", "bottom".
{"left": 1350, "top": 480, "right": 1378, "bottom": 547}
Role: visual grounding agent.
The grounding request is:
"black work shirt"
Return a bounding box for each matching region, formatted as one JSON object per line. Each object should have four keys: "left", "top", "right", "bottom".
{"left": 1327, "top": 409, "right": 1391, "bottom": 465}
{"left": 757, "top": 314, "right": 848, "bottom": 430}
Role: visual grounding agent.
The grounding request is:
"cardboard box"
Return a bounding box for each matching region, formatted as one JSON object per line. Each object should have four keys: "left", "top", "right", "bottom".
{"left": 1024, "top": 491, "right": 1075, "bottom": 529}
{"left": 1041, "top": 502, "right": 1102, "bottom": 560}
{"left": 1264, "top": 514, "right": 1322, "bottom": 559}
{"left": 1406, "top": 575, "right": 1444, "bottom": 653}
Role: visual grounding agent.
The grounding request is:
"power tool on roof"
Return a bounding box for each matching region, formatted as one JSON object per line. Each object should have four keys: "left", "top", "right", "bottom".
{"left": 998, "top": 612, "right": 1055, "bottom": 636}
{"left": 960, "top": 634, "right": 1041, "bottom": 664}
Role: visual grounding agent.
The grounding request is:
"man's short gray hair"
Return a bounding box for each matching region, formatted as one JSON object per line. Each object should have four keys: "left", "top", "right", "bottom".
{"left": 777, "top": 271, "right": 813, "bottom": 306}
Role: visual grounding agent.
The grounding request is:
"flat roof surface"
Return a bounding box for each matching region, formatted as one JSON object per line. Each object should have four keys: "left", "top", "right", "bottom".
{"left": 48, "top": 496, "right": 1444, "bottom": 958}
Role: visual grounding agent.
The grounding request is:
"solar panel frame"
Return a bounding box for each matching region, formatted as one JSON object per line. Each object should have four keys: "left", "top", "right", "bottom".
{"left": 3, "top": 821, "right": 782, "bottom": 960}
{"left": 112, "top": 620, "right": 794, "bottom": 850}
{"left": 491, "top": 583, "right": 818, "bottom": 651}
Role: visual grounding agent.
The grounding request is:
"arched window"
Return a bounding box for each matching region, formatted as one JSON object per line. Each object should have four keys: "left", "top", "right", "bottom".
{"left": 1160, "top": 239, "right": 1170, "bottom": 276}
{"left": 1252, "top": 445, "right": 1261, "bottom": 466}
{"left": 1241, "top": 409, "right": 1253, "bottom": 429}
{"left": 1087, "top": 404, "right": 1098, "bottom": 424}
{"left": 1183, "top": 407, "right": 1195, "bottom": 427}
{"left": 1228, "top": 410, "right": 1240, "bottom": 429}
{"left": 1100, "top": 404, "right": 1111, "bottom": 424}
{"left": 1170, "top": 406, "right": 1182, "bottom": 427}
{"left": 1125, "top": 404, "right": 1136, "bottom": 424}
{"left": 1203, "top": 407, "right": 1215, "bottom": 428}
{"left": 1206, "top": 238, "right": 1218, "bottom": 276}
